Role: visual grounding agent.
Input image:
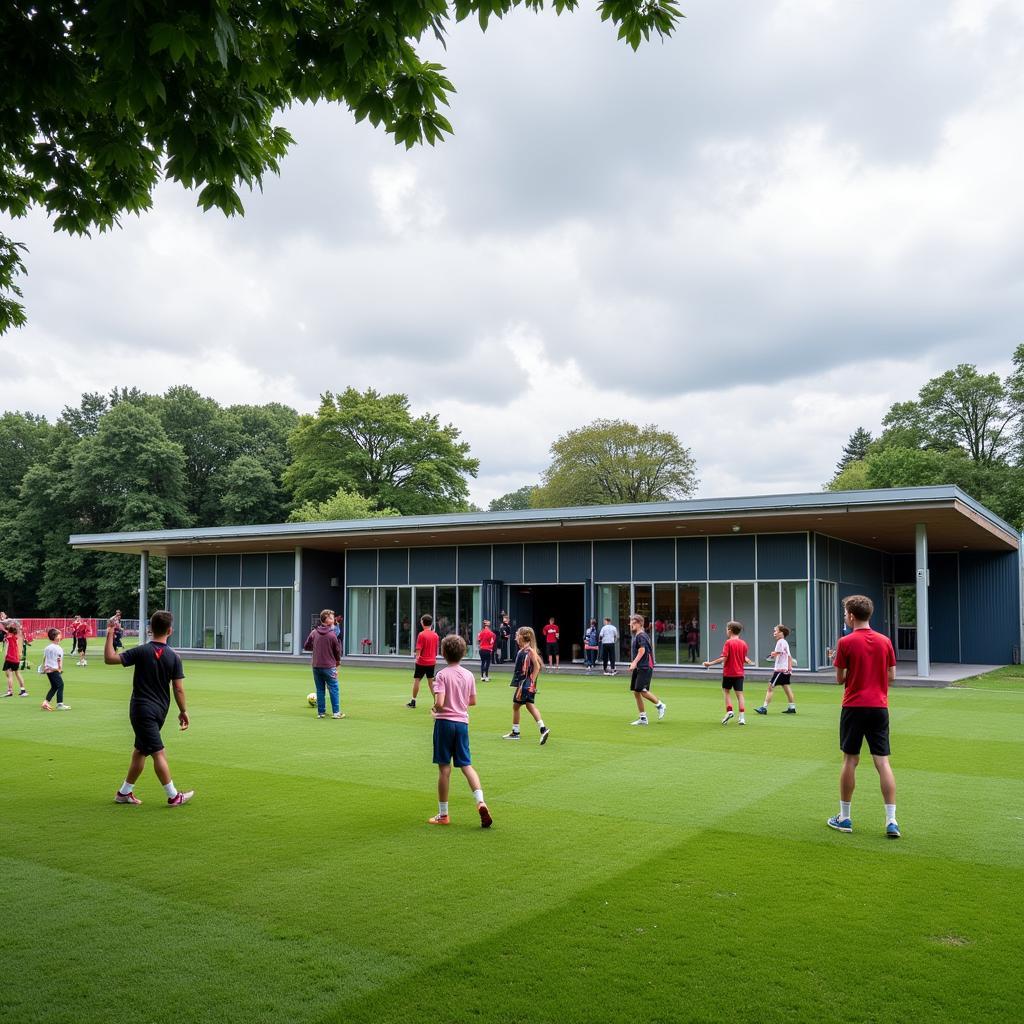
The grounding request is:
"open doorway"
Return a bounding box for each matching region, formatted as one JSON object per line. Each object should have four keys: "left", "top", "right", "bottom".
{"left": 885, "top": 585, "right": 917, "bottom": 661}
{"left": 506, "top": 585, "right": 586, "bottom": 665}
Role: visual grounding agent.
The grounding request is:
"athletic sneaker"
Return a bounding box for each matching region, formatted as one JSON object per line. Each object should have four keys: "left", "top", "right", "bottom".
{"left": 721, "top": 710, "right": 734, "bottom": 724}
{"left": 331, "top": 712, "right": 345, "bottom": 719}
{"left": 886, "top": 821, "right": 901, "bottom": 839}
{"left": 317, "top": 713, "right": 325, "bottom": 719}
{"left": 782, "top": 707, "right": 797, "bottom": 714}
{"left": 57, "top": 703, "right": 71, "bottom": 710}
{"left": 114, "top": 791, "right": 142, "bottom": 805}
{"left": 501, "top": 731, "right": 521, "bottom": 740}
{"left": 657, "top": 702, "right": 667, "bottom": 720}
{"left": 478, "top": 803, "right": 493, "bottom": 828}
{"left": 630, "top": 717, "right": 649, "bottom": 726}
{"left": 167, "top": 790, "right": 194, "bottom": 807}
{"left": 738, "top": 716, "right": 746, "bottom": 725}
{"left": 18, "top": 689, "right": 28, "bottom": 696}
{"left": 755, "top": 706, "right": 768, "bottom": 715}
{"left": 40, "top": 701, "right": 54, "bottom": 711}
{"left": 426, "top": 813, "right": 450, "bottom": 825}
{"left": 1, "top": 691, "right": 11, "bottom": 698}
{"left": 406, "top": 700, "right": 416, "bottom": 709}
{"left": 539, "top": 727, "right": 550, "bottom": 746}
{"left": 827, "top": 815, "right": 853, "bottom": 833}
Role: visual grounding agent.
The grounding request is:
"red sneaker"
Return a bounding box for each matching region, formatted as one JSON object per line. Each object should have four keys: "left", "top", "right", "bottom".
{"left": 426, "top": 813, "right": 450, "bottom": 825}
{"left": 167, "top": 790, "right": 194, "bottom": 806}
{"left": 478, "top": 803, "right": 493, "bottom": 829}
{"left": 114, "top": 791, "right": 142, "bottom": 805}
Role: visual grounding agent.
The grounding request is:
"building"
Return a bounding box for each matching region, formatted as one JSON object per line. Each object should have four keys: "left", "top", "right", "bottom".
{"left": 69, "top": 486, "right": 1023, "bottom": 675}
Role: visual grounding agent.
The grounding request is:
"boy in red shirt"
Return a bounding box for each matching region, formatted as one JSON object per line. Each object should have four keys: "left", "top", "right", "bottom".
{"left": 827, "top": 594, "right": 900, "bottom": 838}
{"left": 407, "top": 614, "right": 439, "bottom": 709}
{"left": 476, "top": 619, "right": 496, "bottom": 682}
{"left": 704, "top": 620, "right": 755, "bottom": 725}
{"left": 542, "top": 617, "right": 560, "bottom": 671}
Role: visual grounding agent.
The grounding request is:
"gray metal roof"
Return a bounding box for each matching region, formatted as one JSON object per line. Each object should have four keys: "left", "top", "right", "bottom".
{"left": 68, "top": 485, "right": 1020, "bottom": 550}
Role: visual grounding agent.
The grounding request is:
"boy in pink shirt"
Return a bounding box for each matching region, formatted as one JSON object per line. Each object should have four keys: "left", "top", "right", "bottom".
{"left": 427, "top": 634, "right": 492, "bottom": 829}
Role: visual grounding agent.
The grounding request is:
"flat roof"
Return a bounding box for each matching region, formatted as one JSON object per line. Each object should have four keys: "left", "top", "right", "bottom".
{"left": 69, "top": 486, "right": 1020, "bottom": 556}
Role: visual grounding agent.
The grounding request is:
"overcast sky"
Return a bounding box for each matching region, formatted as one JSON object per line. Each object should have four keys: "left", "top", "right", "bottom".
{"left": 8, "top": 0, "right": 1024, "bottom": 508}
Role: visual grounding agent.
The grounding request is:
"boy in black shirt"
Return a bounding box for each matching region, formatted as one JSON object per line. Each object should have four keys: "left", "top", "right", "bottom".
{"left": 104, "top": 610, "right": 193, "bottom": 806}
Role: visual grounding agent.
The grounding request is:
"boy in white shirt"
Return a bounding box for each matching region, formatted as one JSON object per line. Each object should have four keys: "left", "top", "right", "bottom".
{"left": 41, "top": 628, "right": 70, "bottom": 711}
{"left": 599, "top": 617, "right": 619, "bottom": 675}
{"left": 755, "top": 624, "right": 797, "bottom": 715}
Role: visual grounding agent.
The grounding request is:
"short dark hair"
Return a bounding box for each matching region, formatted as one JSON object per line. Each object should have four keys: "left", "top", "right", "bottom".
{"left": 441, "top": 633, "right": 466, "bottom": 663}
{"left": 776, "top": 624, "right": 790, "bottom": 637}
{"left": 48, "top": 627, "right": 60, "bottom": 641}
{"left": 420, "top": 614, "right": 433, "bottom": 627}
{"left": 150, "top": 610, "right": 174, "bottom": 637}
{"left": 843, "top": 595, "right": 874, "bottom": 622}
{"left": 727, "top": 620, "right": 743, "bottom": 634}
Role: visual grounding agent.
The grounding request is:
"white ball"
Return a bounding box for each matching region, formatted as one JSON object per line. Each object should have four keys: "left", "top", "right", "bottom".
{"left": 307, "top": 693, "right": 317, "bottom": 707}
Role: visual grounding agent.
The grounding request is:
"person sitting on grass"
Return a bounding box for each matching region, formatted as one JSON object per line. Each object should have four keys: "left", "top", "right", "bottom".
{"left": 426, "top": 633, "right": 492, "bottom": 829}
{"left": 105, "top": 610, "right": 194, "bottom": 807}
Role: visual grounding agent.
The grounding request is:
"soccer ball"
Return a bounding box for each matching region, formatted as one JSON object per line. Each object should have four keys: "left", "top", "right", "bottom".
{"left": 307, "top": 693, "right": 317, "bottom": 707}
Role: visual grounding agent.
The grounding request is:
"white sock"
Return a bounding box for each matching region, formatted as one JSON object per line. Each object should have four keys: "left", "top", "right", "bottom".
{"left": 639, "top": 713, "right": 648, "bottom": 720}
{"left": 438, "top": 801, "right": 449, "bottom": 815}
{"left": 788, "top": 702, "right": 795, "bottom": 709}
{"left": 511, "top": 725, "right": 520, "bottom": 734}
{"left": 885, "top": 804, "right": 897, "bottom": 824}
{"left": 119, "top": 781, "right": 134, "bottom": 795}
{"left": 537, "top": 720, "right": 545, "bottom": 731}
{"left": 840, "top": 801, "right": 852, "bottom": 819}
{"left": 657, "top": 702, "right": 665, "bottom": 710}
{"left": 472, "top": 789, "right": 484, "bottom": 804}
{"left": 164, "top": 781, "right": 178, "bottom": 799}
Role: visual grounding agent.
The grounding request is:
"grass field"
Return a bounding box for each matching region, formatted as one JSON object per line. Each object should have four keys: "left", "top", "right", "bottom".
{"left": 1, "top": 656, "right": 1022, "bottom": 1024}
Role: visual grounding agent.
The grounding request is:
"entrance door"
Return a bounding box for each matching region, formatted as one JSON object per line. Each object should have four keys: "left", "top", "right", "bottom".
{"left": 885, "top": 585, "right": 917, "bottom": 661}
{"left": 817, "top": 582, "right": 838, "bottom": 666}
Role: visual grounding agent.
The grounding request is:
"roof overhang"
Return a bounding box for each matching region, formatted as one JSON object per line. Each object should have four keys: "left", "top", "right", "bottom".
{"left": 68, "top": 487, "right": 1020, "bottom": 558}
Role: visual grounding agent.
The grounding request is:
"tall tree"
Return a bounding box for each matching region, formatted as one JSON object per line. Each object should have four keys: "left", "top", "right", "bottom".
{"left": 532, "top": 419, "right": 698, "bottom": 508}
{"left": 288, "top": 487, "right": 398, "bottom": 524}
{"left": 0, "top": 1, "right": 683, "bottom": 331}
{"left": 284, "top": 388, "right": 478, "bottom": 515}
{"left": 834, "top": 427, "right": 873, "bottom": 476}
{"left": 217, "top": 454, "right": 280, "bottom": 526}
{"left": 489, "top": 485, "right": 537, "bottom": 511}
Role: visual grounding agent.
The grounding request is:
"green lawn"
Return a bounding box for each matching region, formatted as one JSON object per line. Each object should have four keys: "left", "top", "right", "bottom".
{"left": 1, "top": 658, "right": 1021, "bottom": 1024}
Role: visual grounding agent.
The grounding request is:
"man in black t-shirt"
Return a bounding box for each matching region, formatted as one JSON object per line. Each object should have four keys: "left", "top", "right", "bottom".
{"left": 104, "top": 610, "right": 194, "bottom": 807}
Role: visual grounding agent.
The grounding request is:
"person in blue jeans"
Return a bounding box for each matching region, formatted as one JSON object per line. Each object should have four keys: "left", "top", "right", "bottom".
{"left": 303, "top": 609, "right": 344, "bottom": 719}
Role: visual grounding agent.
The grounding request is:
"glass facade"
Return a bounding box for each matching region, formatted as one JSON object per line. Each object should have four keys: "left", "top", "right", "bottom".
{"left": 166, "top": 588, "right": 293, "bottom": 652}
{"left": 350, "top": 585, "right": 482, "bottom": 657}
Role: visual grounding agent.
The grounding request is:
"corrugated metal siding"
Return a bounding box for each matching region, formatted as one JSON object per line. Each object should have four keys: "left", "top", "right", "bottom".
{"left": 632, "top": 539, "right": 675, "bottom": 580}
{"left": 927, "top": 553, "right": 960, "bottom": 663}
{"left": 492, "top": 544, "right": 524, "bottom": 583}
{"left": 378, "top": 548, "right": 409, "bottom": 585}
{"left": 594, "top": 540, "right": 630, "bottom": 580}
{"left": 346, "top": 549, "right": 378, "bottom": 586}
{"left": 524, "top": 543, "right": 557, "bottom": 583}
{"left": 756, "top": 533, "right": 808, "bottom": 578}
{"left": 167, "top": 556, "right": 192, "bottom": 588}
{"left": 409, "top": 547, "right": 455, "bottom": 585}
{"left": 456, "top": 546, "right": 490, "bottom": 585}
{"left": 677, "top": 538, "right": 708, "bottom": 580}
{"left": 960, "top": 551, "right": 1020, "bottom": 664}
{"left": 709, "top": 535, "right": 755, "bottom": 580}
{"left": 558, "top": 542, "right": 591, "bottom": 583}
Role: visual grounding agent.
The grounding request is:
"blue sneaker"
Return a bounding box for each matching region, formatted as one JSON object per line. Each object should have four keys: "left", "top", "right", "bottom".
{"left": 754, "top": 706, "right": 767, "bottom": 715}
{"left": 827, "top": 815, "right": 853, "bottom": 833}
{"left": 886, "top": 821, "right": 901, "bottom": 839}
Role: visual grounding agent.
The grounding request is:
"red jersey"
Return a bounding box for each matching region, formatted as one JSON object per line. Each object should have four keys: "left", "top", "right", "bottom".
{"left": 721, "top": 636, "right": 749, "bottom": 677}
{"left": 5, "top": 633, "right": 18, "bottom": 662}
{"left": 477, "top": 628, "right": 496, "bottom": 652}
{"left": 542, "top": 624, "right": 560, "bottom": 645}
{"left": 71, "top": 621, "right": 84, "bottom": 639}
{"left": 834, "top": 628, "right": 895, "bottom": 707}
{"left": 415, "top": 629, "right": 439, "bottom": 666}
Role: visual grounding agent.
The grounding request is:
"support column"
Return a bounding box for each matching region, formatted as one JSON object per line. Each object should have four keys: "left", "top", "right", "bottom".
{"left": 293, "top": 547, "right": 303, "bottom": 656}
{"left": 915, "top": 524, "right": 930, "bottom": 678}
{"left": 139, "top": 549, "right": 149, "bottom": 639}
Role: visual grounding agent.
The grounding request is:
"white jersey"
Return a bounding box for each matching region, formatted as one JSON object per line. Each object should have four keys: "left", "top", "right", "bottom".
{"left": 44, "top": 642, "right": 63, "bottom": 671}
{"left": 599, "top": 624, "right": 618, "bottom": 645}
{"left": 772, "top": 638, "right": 791, "bottom": 673}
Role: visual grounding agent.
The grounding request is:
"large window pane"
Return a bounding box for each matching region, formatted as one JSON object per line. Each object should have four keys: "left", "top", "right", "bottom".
{"left": 678, "top": 585, "right": 706, "bottom": 663}
{"left": 415, "top": 587, "right": 433, "bottom": 634}
{"left": 399, "top": 587, "right": 412, "bottom": 655}
{"left": 254, "top": 589, "right": 267, "bottom": 650}
{"left": 178, "top": 590, "right": 192, "bottom": 649}
{"left": 708, "top": 583, "right": 732, "bottom": 660}
{"left": 435, "top": 587, "right": 456, "bottom": 638}
{"left": 216, "top": 590, "right": 229, "bottom": 649}
{"left": 229, "top": 590, "right": 241, "bottom": 650}
{"left": 347, "top": 587, "right": 375, "bottom": 654}
{"left": 733, "top": 584, "right": 755, "bottom": 658}
{"left": 597, "top": 584, "right": 631, "bottom": 658}
{"left": 191, "top": 591, "right": 205, "bottom": 648}
{"left": 654, "top": 584, "right": 676, "bottom": 664}
{"left": 242, "top": 589, "right": 256, "bottom": 650}
{"left": 204, "top": 589, "right": 217, "bottom": 649}
{"left": 267, "top": 589, "right": 283, "bottom": 652}
{"left": 632, "top": 585, "right": 653, "bottom": 628}
{"left": 757, "top": 582, "right": 781, "bottom": 665}
{"left": 378, "top": 588, "right": 398, "bottom": 655}
{"left": 782, "top": 582, "right": 808, "bottom": 667}
{"left": 457, "top": 586, "right": 480, "bottom": 657}
{"left": 282, "top": 588, "right": 293, "bottom": 653}
{"left": 167, "top": 590, "right": 181, "bottom": 639}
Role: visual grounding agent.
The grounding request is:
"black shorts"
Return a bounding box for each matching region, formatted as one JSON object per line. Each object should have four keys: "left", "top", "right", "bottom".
{"left": 839, "top": 706, "right": 891, "bottom": 757}
{"left": 76, "top": 638, "right": 87, "bottom": 653}
{"left": 413, "top": 663, "right": 435, "bottom": 680}
{"left": 722, "top": 675, "right": 744, "bottom": 692}
{"left": 546, "top": 642, "right": 559, "bottom": 657}
{"left": 513, "top": 684, "right": 537, "bottom": 706}
{"left": 130, "top": 706, "right": 168, "bottom": 755}
{"left": 630, "top": 667, "right": 654, "bottom": 692}
{"left": 3, "top": 659, "right": 20, "bottom": 672}
{"left": 769, "top": 672, "right": 791, "bottom": 688}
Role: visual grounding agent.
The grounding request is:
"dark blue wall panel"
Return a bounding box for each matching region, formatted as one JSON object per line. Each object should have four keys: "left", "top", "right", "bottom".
{"left": 524, "top": 543, "right": 557, "bottom": 583}
{"left": 594, "top": 541, "right": 630, "bottom": 581}
{"left": 216, "top": 554, "right": 241, "bottom": 588}
{"left": 960, "top": 551, "right": 1020, "bottom": 664}
{"left": 632, "top": 539, "right": 675, "bottom": 581}
{"left": 927, "top": 553, "right": 960, "bottom": 663}
{"left": 492, "top": 544, "right": 523, "bottom": 584}
{"left": 268, "top": 552, "right": 295, "bottom": 586}
{"left": 409, "top": 546, "right": 456, "bottom": 584}
{"left": 192, "top": 556, "right": 216, "bottom": 587}
{"left": 378, "top": 548, "right": 409, "bottom": 586}
{"left": 676, "top": 538, "right": 707, "bottom": 580}
{"left": 167, "top": 556, "right": 192, "bottom": 588}
{"left": 815, "top": 534, "right": 831, "bottom": 580}
{"left": 347, "top": 549, "right": 378, "bottom": 586}
{"left": 709, "top": 535, "right": 755, "bottom": 580}
{"left": 457, "top": 546, "right": 492, "bottom": 584}
{"left": 756, "top": 534, "right": 807, "bottom": 579}
{"left": 558, "top": 542, "right": 590, "bottom": 583}
{"left": 301, "top": 549, "right": 341, "bottom": 636}
{"left": 241, "top": 554, "right": 268, "bottom": 587}
{"left": 837, "top": 541, "right": 884, "bottom": 587}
